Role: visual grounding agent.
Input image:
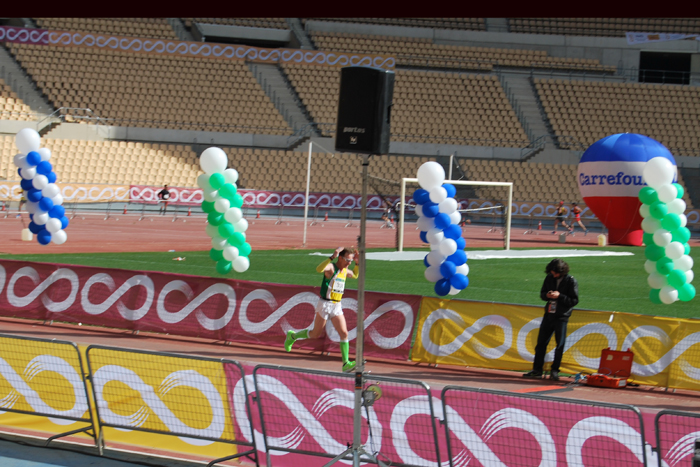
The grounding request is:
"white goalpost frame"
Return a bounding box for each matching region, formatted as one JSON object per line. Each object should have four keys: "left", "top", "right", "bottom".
{"left": 399, "top": 178, "right": 514, "bottom": 251}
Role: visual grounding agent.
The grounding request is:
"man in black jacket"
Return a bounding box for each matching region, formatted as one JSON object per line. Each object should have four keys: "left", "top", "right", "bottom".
{"left": 524, "top": 258, "right": 579, "bottom": 381}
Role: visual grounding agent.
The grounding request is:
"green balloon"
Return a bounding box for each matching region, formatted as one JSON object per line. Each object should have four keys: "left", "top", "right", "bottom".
{"left": 231, "top": 193, "right": 244, "bottom": 209}
{"left": 667, "top": 269, "right": 687, "bottom": 289}
{"left": 218, "top": 183, "right": 237, "bottom": 201}
{"left": 673, "top": 183, "right": 684, "bottom": 199}
{"left": 218, "top": 221, "right": 236, "bottom": 239}
{"left": 228, "top": 231, "right": 245, "bottom": 248}
{"left": 671, "top": 227, "right": 691, "bottom": 244}
{"left": 684, "top": 243, "right": 691, "bottom": 255}
{"left": 209, "top": 248, "right": 224, "bottom": 262}
{"left": 209, "top": 173, "right": 225, "bottom": 190}
{"left": 239, "top": 242, "right": 252, "bottom": 257}
{"left": 639, "top": 186, "right": 659, "bottom": 205}
{"left": 649, "top": 289, "right": 662, "bottom": 304}
{"left": 649, "top": 201, "right": 668, "bottom": 220}
{"left": 661, "top": 213, "right": 681, "bottom": 232}
{"left": 642, "top": 233, "right": 654, "bottom": 246}
{"left": 207, "top": 212, "right": 224, "bottom": 226}
{"left": 216, "top": 260, "right": 232, "bottom": 274}
{"left": 201, "top": 200, "right": 215, "bottom": 213}
{"left": 656, "top": 257, "right": 674, "bottom": 275}
{"left": 645, "top": 244, "right": 666, "bottom": 261}
{"left": 678, "top": 283, "right": 696, "bottom": 302}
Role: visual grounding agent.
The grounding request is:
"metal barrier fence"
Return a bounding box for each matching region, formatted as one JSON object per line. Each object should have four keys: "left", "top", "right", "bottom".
{"left": 85, "top": 345, "right": 258, "bottom": 467}
{"left": 655, "top": 410, "right": 700, "bottom": 467}
{"left": 253, "top": 364, "right": 441, "bottom": 467}
{"left": 441, "top": 386, "right": 647, "bottom": 467}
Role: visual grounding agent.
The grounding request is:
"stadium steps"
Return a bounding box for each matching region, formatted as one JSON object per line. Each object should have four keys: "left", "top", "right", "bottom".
{"left": 249, "top": 62, "right": 315, "bottom": 135}
{"left": 0, "top": 45, "right": 52, "bottom": 117}
{"left": 167, "top": 18, "right": 194, "bottom": 41}
{"left": 484, "top": 18, "right": 509, "bottom": 33}
{"left": 498, "top": 72, "right": 552, "bottom": 143}
{"left": 286, "top": 18, "right": 315, "bottom": 49}
{"left": 678, "top": 167, "right": 700, "bottom": 212}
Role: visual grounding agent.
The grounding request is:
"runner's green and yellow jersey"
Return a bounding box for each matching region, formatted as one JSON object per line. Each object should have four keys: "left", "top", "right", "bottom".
{"left": 320, "top": 263, "right": 347, "bottom": 302}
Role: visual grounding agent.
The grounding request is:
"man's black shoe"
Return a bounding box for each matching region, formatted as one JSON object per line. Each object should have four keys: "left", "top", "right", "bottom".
{"left": 550, "top": 370, "right": 560, "bottom": 381}
{"left": 523, "top": 370, "right": 543, "bottom": 378}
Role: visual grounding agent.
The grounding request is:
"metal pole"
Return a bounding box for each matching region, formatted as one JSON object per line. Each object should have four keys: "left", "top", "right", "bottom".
{"left": 505, "top": 182, "right": 513, "bottom": 250}
{"left": 399, "top": 177, "right": 407, "bottom": 252}
{"left": 302, "top": 142, "right": 312, "bottom": 247}
{"left": 448, "top": 154, "right": 454, "bottom": 180}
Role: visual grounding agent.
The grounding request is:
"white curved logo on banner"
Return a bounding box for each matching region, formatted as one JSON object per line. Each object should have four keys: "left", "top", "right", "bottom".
{"left": 6, "top": 267, "right": 79, "bottom": 312}
{"left": 365, "top": 300, "right": 414, "bottom": 350}
{"left": 92, "top": 365, "right": 225, "bottom": 444}
{"left": 156, "top": 280, "right": 236, "bottom": 331}
{"left": 240, "top": 290, "right": 318, "bottom": 334}
{"left": 566, "top": 416, "right": 645, "bottom": 465}
{"left": 665, "top": 430, "right": 700, "bottom": 467}
{"left": 0, "top": 355, "right": 88, "bottom": 423}
{"left": 623, "top": 326, "right": 700, "bottom": 380}
{"left": 0, "top": 264, "right": 5, "bottom": 296}
{"left": 390, "top": 395, "right": 441, "bottom": 466}
{"left": 81, "top": 273, "right": 154, "bottom": 321}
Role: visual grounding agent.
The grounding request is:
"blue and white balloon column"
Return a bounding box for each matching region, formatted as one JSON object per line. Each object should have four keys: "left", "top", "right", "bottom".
{"left": 13, "top": 128, "right": 68, "bottom": 245}
{"left": 414, "top": 161, "right": 469, "bottom": 296}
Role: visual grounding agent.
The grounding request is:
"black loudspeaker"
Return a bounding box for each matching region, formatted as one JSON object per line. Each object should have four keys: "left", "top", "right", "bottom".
{"left": 335, "top": 66, "right": 394, "bottom": 155}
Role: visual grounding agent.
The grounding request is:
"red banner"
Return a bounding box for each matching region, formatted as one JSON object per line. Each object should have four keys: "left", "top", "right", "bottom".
{"left": 0, "top": 260, "right": 419, "bottom": 361}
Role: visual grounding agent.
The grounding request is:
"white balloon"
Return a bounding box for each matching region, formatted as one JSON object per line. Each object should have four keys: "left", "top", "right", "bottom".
{"left": 197, "top": 173, "right": 212, "bottom": 190}
{"left": 51, "top": 194, "right": 63, "bottom": 206}
{"left": 15, "top": 128, "right": 41, "bottom": 154}
{"left": 426, "top": 250, "right": 446, "bottom": 266}
{"left": 38, "top": 147, "right": 51, "bottom": 162}
{"left": 686, "top": 270, "right": 694, "bottom": 284}
{"left": 647, "top": 271, "right": 668, "bottom": 289}
{"left": 211, "top": 236, "right": 227, "bottom": 250}
{"left": 426, "top": 227, "right": 444, "bottom": 245}
{"left": 202, "top": 189, "right": 218, "bottom": 202}
{"left": 223, "top": 168, "right": 239, "bottom": 184}
{"left": 456, "top": 263, "right": 469, "bottom": 276}
{"left": 416, "top": 215, "right": 434, "bottom": 232}
{"left": 224, "top": 207, "right": 243, "bottom": 224}
{"left": 656, "top": 184, "right": 678, "bottom": 203}
{"left": 438, "top": 238, "right": 458, "bottom": 257}
{"left": 45, "top": 217, "right": 62, "bottom": 233}
{"left": 20, "top": 166, "right": 36, "bottom": 180}
{"left": 659, "top": 285, "right": 679, "bottom": 305}
{"left": 223, "top": 246, "right": 239, "bottom": 262}
{"left": 438, "top": 197, "right": 458, "bottom": 214}
{"left": 34, "top": 211, "right": 49, "bottom": 225}
{"left": 42, "top": 183, "right": 60, "bottom": 198}
{"left": 641, "top": 217, "right": 661, "bottom": 234}
{"left": 643, "top": 157, "right": 676, "bottom": 189}
{"left": 665, "top": 241, "right": 685, "bottom": 260}
{"left": 200, "top": 147, "right": 228, "bottom": 175}
{"left": 424, "top": 265, "right": 442, "bottom": 282}
{"left": 643, "top": 260, "right": 656, "bottom": 274}
{"left": 205, "top": 224, "right": 219, "bottom": 238}
{"left": 32, "top": 174, "right": 48, "bottom": 190}
{"left": 673, "top": 255, "right": 693, "bottom": 272}
{"left": 52, "top": 229, "right": 67, "bottom": 245}
{"left": 666, "top": 198, "right": 686, "bottom": 215}
{"left": 639, "top": 204, "right": 651, "bottom": 219}
{"left": 429, "top": 186, "right": 447, "bottom": 204}
{"left": 448, "top": 286, "right": 461, "bottom": 296}
{"left": 679, "top": 213, "right": 687, "bottom": 228}
{"left": 417, "top": 161, "right": 445, "bottom": 190}
{"left": 652, "top": 230, "right": 672, "bottom": 247}
{"left": 234, "top": 218, "right": 249, "bottom": 233}
{"left": 25, "top": 201, "right": 39, "bottom": 214}
{"left": 449, "top": 211, "right": 462, "bottom": 225}
{"left": 232, "top": 255, "right": 250, "bottom": 273}
{"left": 13, "top": 153, "right": 30, "bottom": 170}
{"left": 214, "top": 198, "right": 230, "bottom": 213}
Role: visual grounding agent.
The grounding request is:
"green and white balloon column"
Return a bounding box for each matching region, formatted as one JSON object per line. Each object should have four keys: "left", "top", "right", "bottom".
{"left": 197, "top": 147, "right": 251, "bottom": 274}
{"left": 639, "top": 157, "right": 694, "bottom": 304}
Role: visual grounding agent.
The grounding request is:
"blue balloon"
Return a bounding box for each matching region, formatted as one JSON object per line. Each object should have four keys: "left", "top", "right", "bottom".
{"left": 29, "top": 213, "right": 33, "bottom": 221}
{"left": 448, "top": 250, "right": 467, "bottom": 266}
{"left": 20, "top": 179, "right": 33, "bottom": 191}
{"left": 444, "top": 223, "right": 462, "bottom": 240}
{"left": 423, "top": 254, "right": 430, "bottom": 268}
{"left": 39, "top": 197, "right": 54, "bottom": 212}
{"left": 28, "top": 222, "right": 42, "bottom": 234}
{"left": 450, "top": 273, "right": 469, "bottom": 290}
{"left": 49, "top": 205, "right": 65, "bottom": 219}
{"left": 27, "top": 189, "right": 42, "bottom": 202}
{"left": 443, "top": 183, "right": 456, "bottom": 198}
{"left": 48, "top": 172, "right": 57, "bottom": 184}
{"left": 36, "top": 161, "right": 52, "bottom": 175}
{"left": 456, "top": 237, "right": 466, "bottom": 250}
{"left": 435, "top": 278, "right": 451, "bottom": 296}
{"left": 419, "top": 231, "right": 429, "bottom": 244}
{"left": 17, "top": 168, "right": 21, "bottom": 177}
{"left": 440, "top": 261, "right": 456, "bottom": 279}
{"left": 37, "top": 230, "right": 51, "bottom": 245}
{"left": 422, "top": 203, "right": 439, "bottom": 218}
{"left": 26, "top": 151, "right": 41, "bottom": 166}
{"left": 434, "top": 213, "right": 451, "bottom": 230}
{"left": 60, "top": 216, "right": 70, "bottom": 229}
{"left": 413, "top": 188, "right": 430, "bottom": 205}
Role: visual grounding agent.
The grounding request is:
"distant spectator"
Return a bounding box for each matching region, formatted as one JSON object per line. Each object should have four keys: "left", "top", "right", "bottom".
{"left": 157, "top": 185, "right": 170, "bottom": 215}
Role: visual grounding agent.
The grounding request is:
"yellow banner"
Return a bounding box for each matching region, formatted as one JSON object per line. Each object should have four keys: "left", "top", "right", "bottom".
{"left": 0, "top": 182, "right": 130, "bottom": 203}
{"left": 413, "top": 297, "right": 700, "bottom": 391}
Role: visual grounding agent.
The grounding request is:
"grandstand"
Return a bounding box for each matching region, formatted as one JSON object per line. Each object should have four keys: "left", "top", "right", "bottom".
{"left": 0, "top": 17, "right": 699, "bottom": 226}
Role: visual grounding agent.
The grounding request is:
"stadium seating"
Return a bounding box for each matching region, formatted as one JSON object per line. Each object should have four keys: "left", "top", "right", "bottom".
{"left": 535, "top": 78, "right": 700, "bottom": 156}
{"left": 309, "top": 31, "right": 616, "bottom": 73}
{"left": 7, "top": 43, "right": 292, "bottom": 135}
{"left": 304, "top": 18, "right": 486, "bottom": 31}
{"left": 509, "top": 18, "right": 700, "bottom": 37}
{"left": 32, "top": 18, "right": 178, "bottom": 40}
{"left": 0, "top": 79, "right": 33, "bottom": 121}
{"left": 182, "top": 18, "right": 289, "bottom": 30}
